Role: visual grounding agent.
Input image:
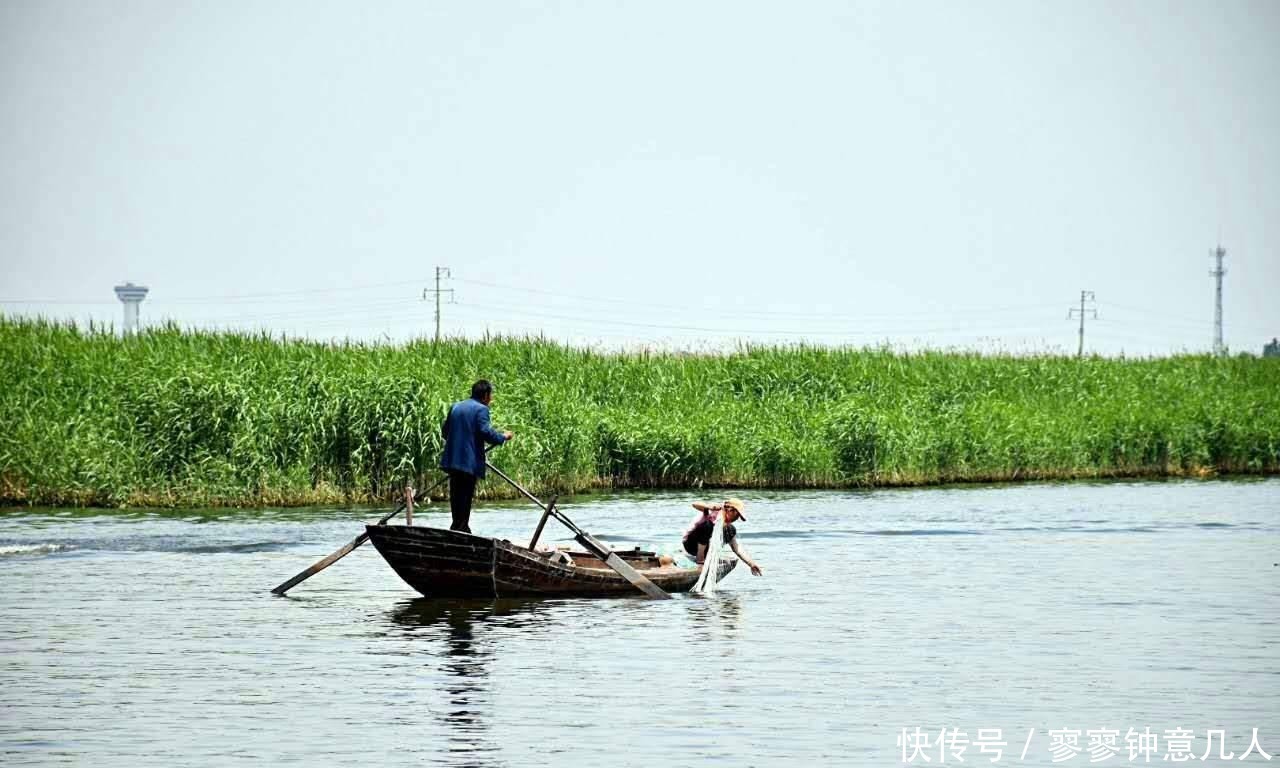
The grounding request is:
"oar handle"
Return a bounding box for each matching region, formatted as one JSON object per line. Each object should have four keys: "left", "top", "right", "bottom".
{"left": 485, "top": 460, "right": 545, "bottom": 508}
{"left": 484, "top": 460, "right": 580, "bottom": 536}
{"left": 380, "top": 443, "right": 504, "bottom": 525}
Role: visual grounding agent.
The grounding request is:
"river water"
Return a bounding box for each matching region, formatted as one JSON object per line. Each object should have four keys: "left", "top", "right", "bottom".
{"left": 1, "top": 479, "right": 1277, "bottom": 767}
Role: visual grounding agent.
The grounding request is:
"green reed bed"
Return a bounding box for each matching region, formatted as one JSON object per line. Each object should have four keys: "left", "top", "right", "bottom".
{"left": 1, "top": 317, "right": 1277, "bottom": 507}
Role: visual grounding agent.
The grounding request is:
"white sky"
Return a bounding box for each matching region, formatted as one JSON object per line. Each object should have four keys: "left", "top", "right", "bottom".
{"left": 2, "top": 1, "right": 1277, "bottom": 355}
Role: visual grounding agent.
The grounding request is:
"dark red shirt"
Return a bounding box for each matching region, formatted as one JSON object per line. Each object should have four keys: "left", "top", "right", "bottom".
{"left": 682, "top": 514, "right": 737, "bottom": 556}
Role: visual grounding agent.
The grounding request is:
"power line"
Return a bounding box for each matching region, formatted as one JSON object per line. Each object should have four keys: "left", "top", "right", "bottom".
{"left": 156, "top": 297, "right": 420, "bottom": 324}
{"left": 0, "top": 278, "right": 431, "bottom": 306}
{"left": 453, "top": 299, "right": 1065, "bottom": 338}
{"left": 1089, "top": 324, "right": 1204, "bottom": 346}
{"left": 451, "top": 276, "right": 1054, "bottom": 321}
{"left": 0, "top": 299, "right": 117, "bottom": 305}
{"left": 1102, "top": 303, "right": 1210, "bottom": 330}
{"left": 163, "top": 278, "right": 428, "bottom": 303}
{"left": 1102, "top": 302, "right": 1273, "bottom": 337}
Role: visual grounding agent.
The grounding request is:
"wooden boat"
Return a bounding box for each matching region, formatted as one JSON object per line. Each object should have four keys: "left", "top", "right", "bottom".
{"left": 365, "top": 524, "right": 737, "bottom": 598}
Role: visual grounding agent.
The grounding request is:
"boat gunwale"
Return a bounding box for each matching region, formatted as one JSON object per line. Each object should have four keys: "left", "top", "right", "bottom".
{"left": 365, "top": 523, "right": 737, "bottom": 597}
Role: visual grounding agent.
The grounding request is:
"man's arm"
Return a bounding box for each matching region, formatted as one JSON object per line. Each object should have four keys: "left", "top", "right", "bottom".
{"left": 477, "top": 406, "right": 510, "bottom": 445}
{"left": 692, "top": 501, "right": 722, "bottom": 513}
{"left": 729, "top": 539, "right": 763, "bottom": 576}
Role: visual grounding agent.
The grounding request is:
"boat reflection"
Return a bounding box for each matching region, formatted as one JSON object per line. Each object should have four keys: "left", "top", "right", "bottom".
{"left": 386, "top": 598, "right": 556, "bottom": 767}
{"left": 388, "top": 597, "right": 554, "bottom": 632}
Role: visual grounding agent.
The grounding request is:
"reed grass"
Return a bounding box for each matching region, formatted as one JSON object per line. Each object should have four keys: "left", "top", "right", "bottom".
{"left": 1, "top": 316, "right": 1276, "bottom": 507}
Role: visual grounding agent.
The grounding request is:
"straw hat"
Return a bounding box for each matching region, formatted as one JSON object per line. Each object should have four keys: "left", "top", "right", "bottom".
{"left": 723, "top": 498, "right": 746, "bottom": 520}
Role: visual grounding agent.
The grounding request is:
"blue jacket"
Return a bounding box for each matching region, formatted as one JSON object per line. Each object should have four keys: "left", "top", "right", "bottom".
{"left": 440, "top": 398, "right": 507, "bottom": 477}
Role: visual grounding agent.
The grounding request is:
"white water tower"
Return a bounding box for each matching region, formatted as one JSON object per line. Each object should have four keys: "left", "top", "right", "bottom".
{"left": 113, "top": 282, "right": 149, "bottom": 335}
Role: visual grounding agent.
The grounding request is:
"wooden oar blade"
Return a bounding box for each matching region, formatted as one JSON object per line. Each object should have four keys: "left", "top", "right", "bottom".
{"left": 271, "top": 531, "right": 369, "bottom": 595}
{"left": 270, "top": 499, "right": 415, "bottom": 595}
{"left": 604, "top": 552, "right": 672, "bottom": 600}
{"left": 575, "top": 531, "right": 671, "bottom": 600}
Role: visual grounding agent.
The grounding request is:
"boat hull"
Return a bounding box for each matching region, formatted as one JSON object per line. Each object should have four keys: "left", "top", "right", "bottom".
{"left": 365, "top": 525, "right": 737, "bottom": 598}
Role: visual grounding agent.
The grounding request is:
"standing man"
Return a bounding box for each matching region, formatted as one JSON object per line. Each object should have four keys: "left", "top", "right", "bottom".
{"left": 440, "top": 379, "right": 513, "bottom": 533}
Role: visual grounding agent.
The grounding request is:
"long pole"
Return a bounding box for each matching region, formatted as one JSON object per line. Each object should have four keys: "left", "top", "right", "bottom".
{"left": 1078, "top": 291, "right": 1086, "bottom": 357}
{"left": 1067, "top": 290, "right": 1096, "bottom": 358}
{"left": 423, "top": 267, "right": 453, "bottom": 343}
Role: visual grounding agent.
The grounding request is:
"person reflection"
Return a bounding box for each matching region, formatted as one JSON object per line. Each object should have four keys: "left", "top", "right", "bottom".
{"left": 441, "top": 604, "right": 490, "bottom": 763}
{"left": 688, "top": 591, "right": 745, "bottom": 645}
{"left": 390, "top": 599, "right": 545, "bottom": 767}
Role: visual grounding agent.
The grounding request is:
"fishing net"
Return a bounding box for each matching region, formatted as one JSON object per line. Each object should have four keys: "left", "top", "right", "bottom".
{"left": 691, "top": 510, "right": 728, "bottom": 594}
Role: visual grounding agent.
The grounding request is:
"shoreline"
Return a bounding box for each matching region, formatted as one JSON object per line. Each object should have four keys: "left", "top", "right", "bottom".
{"left": 3, "top": 465, "right": 1276, "bottom": 510}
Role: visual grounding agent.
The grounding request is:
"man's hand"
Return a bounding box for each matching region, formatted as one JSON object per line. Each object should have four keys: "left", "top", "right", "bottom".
{"left": 503, "top": 431, "right": 514, "bottom": 440}
{"left": 749, "top": 563, "right": 763, "bottom": 576}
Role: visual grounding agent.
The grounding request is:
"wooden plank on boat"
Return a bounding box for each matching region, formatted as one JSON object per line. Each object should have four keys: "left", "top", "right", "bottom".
{"left": 604, "top": 552, "right": 672, "bottom": 599}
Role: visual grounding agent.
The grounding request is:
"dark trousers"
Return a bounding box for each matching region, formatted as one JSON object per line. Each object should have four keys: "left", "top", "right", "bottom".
{"left": 448, "top": 470, "right": 478, "bottom": 533}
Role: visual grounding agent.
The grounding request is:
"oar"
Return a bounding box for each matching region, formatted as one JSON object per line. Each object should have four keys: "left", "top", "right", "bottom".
{"left": 270, "top": 474, "right": 449, "bottom": 595}
{"left": 271, "top": 446, "right": 499, "bottom": 595}
{"left": 484, "top": 461, "right": 671, "bottom": 600}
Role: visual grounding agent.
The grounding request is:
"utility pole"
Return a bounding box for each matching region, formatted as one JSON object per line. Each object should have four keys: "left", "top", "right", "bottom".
{"left": 1209, "top": 244, "right": 1226, "bottom": 356}
{"left": 423, "top": 267, "right": 454, "bottom": 342}
{"left": 1067, "top": 290, "right": 1097, "bottom": 358}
